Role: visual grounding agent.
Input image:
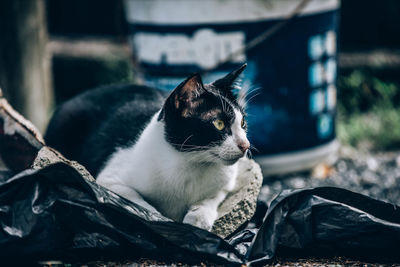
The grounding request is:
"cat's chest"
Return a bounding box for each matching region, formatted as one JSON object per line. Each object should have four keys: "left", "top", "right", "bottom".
{"left": 147, "top": 161, "right": 237, "bottom": 221}
{"left": 155, "top": 160, "right": 232, "bottom": 195}
{"left": 190, "top": 163, "right": 235, "bottom": 188}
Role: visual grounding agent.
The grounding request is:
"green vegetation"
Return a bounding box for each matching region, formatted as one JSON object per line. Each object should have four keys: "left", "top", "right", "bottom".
{"left": 337, "top": 70, "right": 400, "bottom": 150}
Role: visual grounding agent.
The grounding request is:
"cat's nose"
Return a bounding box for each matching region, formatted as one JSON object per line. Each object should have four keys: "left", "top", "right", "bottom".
{"left": 237, "top": 140, "right": 250, "bottom": 153}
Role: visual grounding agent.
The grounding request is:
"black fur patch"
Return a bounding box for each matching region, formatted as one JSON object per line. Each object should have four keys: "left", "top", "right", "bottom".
{"left": 160, "top": 68, "right": 246, "bottom": 152}
{"left": 45, "top": 84, "right": 168, "bottom": 176}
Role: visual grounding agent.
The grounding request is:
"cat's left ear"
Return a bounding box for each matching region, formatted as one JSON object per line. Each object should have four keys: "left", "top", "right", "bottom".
{"left": 159, "top": 73, "right": 205, "bottom": 120}
{"left": 211, "top": 63, "right": 247, "bottom": 97}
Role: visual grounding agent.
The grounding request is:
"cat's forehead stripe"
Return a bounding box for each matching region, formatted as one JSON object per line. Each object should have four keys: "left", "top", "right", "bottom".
{"left": 201, "top": 108, "right": 222, "bottom": 120}
{"left": 216, "top": 92, "right": 243, "bottom": 114}
{"left": 206, "top": 83, "right": 243, "bottom": 107}
{"left": 220, "top": 95, "right": 244, "bottom": 121}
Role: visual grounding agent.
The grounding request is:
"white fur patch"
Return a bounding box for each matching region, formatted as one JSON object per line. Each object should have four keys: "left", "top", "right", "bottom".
{"left": 210, "top": 108, "right": 249, "bottom": 165}
{"left": 96, "top": 110, "right": 242, "bottom": 230}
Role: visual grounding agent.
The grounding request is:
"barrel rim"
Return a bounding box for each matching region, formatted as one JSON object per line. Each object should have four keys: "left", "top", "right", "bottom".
{"left": 256, "top": 139, "right": 339, "bottom": 176}
{"left": 124, "top": 0, "right": 340, "bottom": 25}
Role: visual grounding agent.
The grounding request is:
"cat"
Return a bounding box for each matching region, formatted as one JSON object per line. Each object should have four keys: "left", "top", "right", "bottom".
{"left": 45, "top": 64, "right": 250, "bottom": 230}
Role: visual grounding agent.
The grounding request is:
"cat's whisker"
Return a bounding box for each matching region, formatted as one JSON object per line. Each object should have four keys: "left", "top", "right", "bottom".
{"left": 182, "top": 148, "right": 207, "bottom": 153}
{"left": 217, "top": 92, "right": 227, "bottom": 113}
{"left": 180, "top": 135, "right": 194, "bottom": 151}
{"left": 246, "top": 149, "right": 252, "bottom": 159}
{"left": 250, "top": 144, "right": 259, "bottom": 153}
{"left": 168, "top": 142, "right": 213, "bottom": 152}
{"left": 238, "top": 87, "right": 261, "bottom": 107}
{"left": 248, "top": 86, "right": 262, "bottom": 95}
{"left": 244, "top": 113, "right": 258, "bottom": 118}
{"left": 241, "top": 92, "right": 262, "bottom": 107}
{"left": 243, "top": 86, "right": 262, "bottom": 98}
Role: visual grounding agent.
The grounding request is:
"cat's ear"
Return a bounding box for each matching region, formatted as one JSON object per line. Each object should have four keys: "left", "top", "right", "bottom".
{"left": 162, "top": 73, "right": 205, "bottom": 118}
{"left": 174, "top": 73, "right": 205, "bottom": 109}
{"left": 212, "top": 63, "right": 246, "bottom": 96}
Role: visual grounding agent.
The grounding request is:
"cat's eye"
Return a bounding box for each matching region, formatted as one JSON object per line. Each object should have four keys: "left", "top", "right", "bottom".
{"left": 241, "top": 117, "right": 246, "bottom": 129}
{"left": 213, "top": 119, "right": 225, "bottom": 131}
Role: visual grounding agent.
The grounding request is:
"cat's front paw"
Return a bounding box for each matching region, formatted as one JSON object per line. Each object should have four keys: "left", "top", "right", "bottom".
{"left": 183, "top": 206, "right": 217, "bottom": 231}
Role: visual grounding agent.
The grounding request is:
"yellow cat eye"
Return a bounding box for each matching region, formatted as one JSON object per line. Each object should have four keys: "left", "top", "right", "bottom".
{"left": 241, "top": 117, "right": 246, "bottom": 129}
{"left": 213, "top": 119, "right": 225, "bottom": 131}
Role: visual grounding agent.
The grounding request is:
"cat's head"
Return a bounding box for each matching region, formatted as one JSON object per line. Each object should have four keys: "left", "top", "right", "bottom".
{"left": 158, "top": 64, "right": 250, "bottom": 165}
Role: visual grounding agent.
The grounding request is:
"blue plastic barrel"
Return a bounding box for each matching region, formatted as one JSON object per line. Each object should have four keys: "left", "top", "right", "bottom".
{"left": 124, "top": 0, "right": 340, "bottom": 175}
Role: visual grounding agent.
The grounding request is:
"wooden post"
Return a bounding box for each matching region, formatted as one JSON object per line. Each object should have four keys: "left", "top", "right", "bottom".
{"left": 0, "top": 0, "right": 53, "bottom": 132}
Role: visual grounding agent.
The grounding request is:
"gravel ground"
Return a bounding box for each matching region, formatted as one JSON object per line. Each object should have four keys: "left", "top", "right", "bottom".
{"left": 260, "top": 146, "right": 400, "bottom": 207}
{"left": 67, "top": 256, "right": 399, "bottom": 267}
{"left": 263, "top": 256, "right": 400, "bottom": 267}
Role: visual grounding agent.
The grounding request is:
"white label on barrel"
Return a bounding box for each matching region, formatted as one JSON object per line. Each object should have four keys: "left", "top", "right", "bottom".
{"left": 133, "top": 29, "right": 246, "bottom": 69}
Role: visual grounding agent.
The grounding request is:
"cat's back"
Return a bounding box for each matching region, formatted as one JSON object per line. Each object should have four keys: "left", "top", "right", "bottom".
{"left": 45, "top": 83, "right": 167, "bottom": 175}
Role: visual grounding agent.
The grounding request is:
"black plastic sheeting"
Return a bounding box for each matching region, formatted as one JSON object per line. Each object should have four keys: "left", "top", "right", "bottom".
{"left": 0, "top": 163, "right": 400, "bottom": 266}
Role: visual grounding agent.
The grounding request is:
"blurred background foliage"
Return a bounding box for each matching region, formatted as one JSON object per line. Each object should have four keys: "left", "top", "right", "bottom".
{"left": 337, "top": 70, "right": 400, "bottom": 150}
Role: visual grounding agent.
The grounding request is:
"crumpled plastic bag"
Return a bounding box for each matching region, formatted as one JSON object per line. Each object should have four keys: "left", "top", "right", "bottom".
{"left": 0, "top": 162, "right": 399, "bottom": 266}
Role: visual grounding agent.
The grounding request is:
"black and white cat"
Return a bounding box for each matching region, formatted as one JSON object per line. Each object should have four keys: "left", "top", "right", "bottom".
{"left": 45, "top": 64, "right": 250, "bottom": 230}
